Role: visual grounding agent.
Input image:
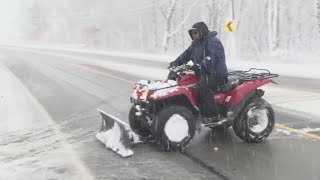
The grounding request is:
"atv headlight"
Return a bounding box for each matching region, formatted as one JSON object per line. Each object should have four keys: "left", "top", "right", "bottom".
{"left": 140, "top": 90, "right": 148, "bottom": 101}
{"left": 131, "top": 89, "right": 138, "bottom": 99}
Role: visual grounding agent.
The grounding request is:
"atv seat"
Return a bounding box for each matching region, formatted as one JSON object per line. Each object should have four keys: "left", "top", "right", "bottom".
{"left": 216, "top": 76, "right": 241, "bottom": 93}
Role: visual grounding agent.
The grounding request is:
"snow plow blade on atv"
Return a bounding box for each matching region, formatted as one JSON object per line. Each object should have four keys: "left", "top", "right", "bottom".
{"left": 96, "top": 109, "right": 140, "bottom": 157}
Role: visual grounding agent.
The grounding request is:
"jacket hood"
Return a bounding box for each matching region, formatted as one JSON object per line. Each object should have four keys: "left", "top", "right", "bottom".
{"left": 208, "top": 31, "right": 218, "bottom": 38}
{"left": 188, "top": 22, "right": 209, "bottom": 40}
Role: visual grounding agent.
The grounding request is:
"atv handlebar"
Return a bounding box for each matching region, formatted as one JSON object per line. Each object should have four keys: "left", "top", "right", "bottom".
{"left": 167, "top": 64, "right": 192, "bottom": 80}
{"left": 167, "top": 64, "right": 192, "bottom": 70}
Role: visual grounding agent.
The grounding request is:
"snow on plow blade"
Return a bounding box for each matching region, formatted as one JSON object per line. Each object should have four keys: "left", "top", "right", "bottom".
{"left": 96, "top": 109, "right": 140, "bottom": 157}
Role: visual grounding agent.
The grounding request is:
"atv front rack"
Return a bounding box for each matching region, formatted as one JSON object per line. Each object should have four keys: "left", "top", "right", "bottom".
{"left": 228, "top": 68, "right": 279, "bottom": 81}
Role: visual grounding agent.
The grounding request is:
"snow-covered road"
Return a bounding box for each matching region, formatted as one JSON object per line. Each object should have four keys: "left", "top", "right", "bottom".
{"left": 0, "top": 61, "right": 93, "bottom": 179}
{"left": 2, "top": 45, "right": 319, "bottom": 120}
{"left": 1, "top": 47, "right": 320, "bottom": 180}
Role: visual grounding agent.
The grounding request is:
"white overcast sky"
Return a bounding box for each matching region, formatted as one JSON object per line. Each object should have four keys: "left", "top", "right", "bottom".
{"left": 0, "top": 0, "right": 21, "bottom": 42}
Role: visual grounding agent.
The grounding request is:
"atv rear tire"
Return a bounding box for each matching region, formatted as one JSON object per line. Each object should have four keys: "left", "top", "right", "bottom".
{"left": 233, "top": 98, "right": 274, "bottom": 143}
{"left": 129, "top": 106, "right": 151, "bottom": 138}
{"left": 152, "top": 105, "right": 196, "bottom": 151}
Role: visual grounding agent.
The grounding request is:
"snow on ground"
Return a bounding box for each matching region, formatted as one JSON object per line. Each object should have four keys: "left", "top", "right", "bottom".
{"left": 227, "top": 59, "right": 320, "bottom": 80}
{"left": 1, "top": 44, "right": 320, "bottom": 120}
{"left": 0, "top": 62, "right": 93, "bottom": 179}
{"left": 276, "top": 128, "right": 292, "bottom": 136}
{"left": 1, "top": 45, "right": 169, "bottom": 80}
{"left": 2, "top": 43, "right": 320, "bottom": 79}
{"left": 300, "top": 128, "right": 320, "bottom": 133}
{"left": 0, "top": 43, "right": 174, "bottom": 63}
{"left": 263, "top": 84, "right": 320, "bottom": 119}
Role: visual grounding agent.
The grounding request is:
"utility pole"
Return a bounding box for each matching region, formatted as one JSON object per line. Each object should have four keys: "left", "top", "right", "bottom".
{"left": 317, "top": 0, "right": 320, "bottom": 34}
{"left": 231, "top": 0, "right": 235, "bottom": 20}
{"left": 228, "top": 0, "right": 236, "bottom": 61}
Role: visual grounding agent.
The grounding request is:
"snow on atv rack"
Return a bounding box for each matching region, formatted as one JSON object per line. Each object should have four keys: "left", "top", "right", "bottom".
{"left": 228, "top": 68, "right": 279, "bottom": 81}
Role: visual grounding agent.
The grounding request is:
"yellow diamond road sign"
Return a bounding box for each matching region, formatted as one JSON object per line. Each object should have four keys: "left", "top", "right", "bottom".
{"left": 224, "top": 20, "right": 235, "bottom": 32}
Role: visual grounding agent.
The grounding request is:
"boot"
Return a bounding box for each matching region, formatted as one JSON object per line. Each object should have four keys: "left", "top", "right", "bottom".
{"left": 203, "top": 114, "right": 221, "bottom": 124}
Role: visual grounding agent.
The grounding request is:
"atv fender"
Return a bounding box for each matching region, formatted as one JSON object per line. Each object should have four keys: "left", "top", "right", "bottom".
{"left": 149, "top": 86, "right": 197, "bottom": 106}
{"left": 226, "top": 79, "right": 272, "bottom": 106}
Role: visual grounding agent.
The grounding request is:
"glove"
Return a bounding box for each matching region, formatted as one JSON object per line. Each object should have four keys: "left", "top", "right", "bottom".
{"left": 169, "top": 61, "right": 176, "bottom": 68}
{"left": 190, "top": 63, "right": 202, "bottom": 76}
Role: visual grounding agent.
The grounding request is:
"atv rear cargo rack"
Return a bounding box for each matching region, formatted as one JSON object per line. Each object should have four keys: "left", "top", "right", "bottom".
{"left": 228, "top": 68, "right": 279, "bottom": 81}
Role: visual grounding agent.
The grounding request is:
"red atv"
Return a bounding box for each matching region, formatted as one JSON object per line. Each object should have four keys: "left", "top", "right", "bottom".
{"left": 96, "top": 65, "right": 278, "bottom": 157}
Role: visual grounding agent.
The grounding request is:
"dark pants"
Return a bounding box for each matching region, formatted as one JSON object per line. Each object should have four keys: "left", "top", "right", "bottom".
{"left": 197, "top": 75, "right": 228, "bottom": 118}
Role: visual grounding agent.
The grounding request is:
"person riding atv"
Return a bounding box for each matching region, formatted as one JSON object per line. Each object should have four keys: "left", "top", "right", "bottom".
{"left": 96, "top": 22, "right": 279, "bottom": 157}
{"left": 169, "top": 22, "right": 228, "bottom": 122}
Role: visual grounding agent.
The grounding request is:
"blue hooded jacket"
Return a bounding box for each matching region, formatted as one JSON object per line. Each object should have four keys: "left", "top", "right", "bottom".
{"left": 174, "top": 22, "right": 228, "bottom": 77}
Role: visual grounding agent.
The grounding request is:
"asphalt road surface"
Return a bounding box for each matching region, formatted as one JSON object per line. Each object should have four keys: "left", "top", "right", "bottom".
{"left": 1, "top": 48, "right": 319, "bottom": 180}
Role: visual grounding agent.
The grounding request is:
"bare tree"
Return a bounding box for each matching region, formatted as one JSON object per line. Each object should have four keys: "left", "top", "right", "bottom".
{"left": 173, "top": 14, "right": 177, "bottom": 48}
{"left": 160, "top": 0, "right": 178, "bottom": 52}
{"left": 160, "top": 0, "right": 199, "bottom": 52}
{"left": 236, "top": 0, "right": 246, "bottom": 30}
{"left": 317, "top": 0, "right": 320, "bottom": 34}
{"left": 152, "top": 0, "right": 159, "bottom": 48}
{"left": 207, "top": 0, "right": 219, "bottom": 31}
{"left": 274, "top": 0, "right": 280, "bottom": 50}
{"left": 180, "top": 2, "right": 186, "bottom": 49}
{"left": 139, "top": 16, "right": 144, "bottom": 49}
{"left": 267, "top": 0, "right": 280, "bottom": 52}
{"left": 28, "top": 0, "right": 50, "bottom": 41}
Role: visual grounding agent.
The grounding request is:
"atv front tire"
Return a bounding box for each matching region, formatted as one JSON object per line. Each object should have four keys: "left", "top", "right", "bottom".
{"left": 129, "top": 106, "right": 151, "bottom": 138}
{"left": 152, "top": 105, "right": 196, "bottom": 151}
